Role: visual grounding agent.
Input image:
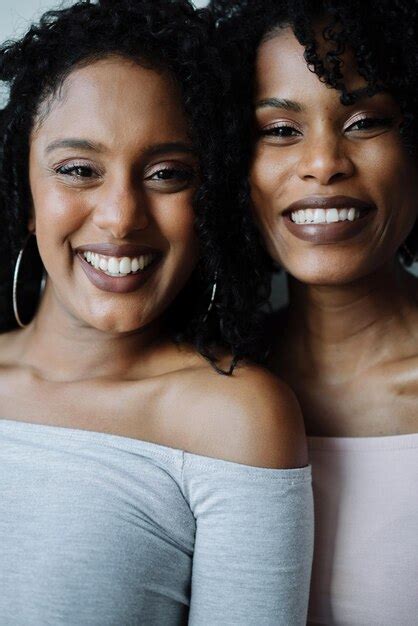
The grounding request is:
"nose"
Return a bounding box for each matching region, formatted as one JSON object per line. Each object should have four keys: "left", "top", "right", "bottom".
{"left": 92, "top": 178, "right": 149, "bottom": 239}
{"left": 296, "top": 131, "right": 354, "bottom": 186}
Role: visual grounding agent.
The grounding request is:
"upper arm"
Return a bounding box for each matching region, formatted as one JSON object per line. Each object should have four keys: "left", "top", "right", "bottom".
{"left": 184, "top": 447, "right": 314, "bottom": 625}
{"left": 183, "top": 364, "right": 308, "bottom": 469}
{"left": 179, "top": 364, "right": 313, "bottom": 624}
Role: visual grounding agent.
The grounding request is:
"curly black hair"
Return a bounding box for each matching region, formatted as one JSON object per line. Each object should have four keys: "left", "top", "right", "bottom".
{"left": 0, "top": 0, "right": 270, "bottom": 373}
{"left": 209, "top": 0, "right": 418, "bottom": 267}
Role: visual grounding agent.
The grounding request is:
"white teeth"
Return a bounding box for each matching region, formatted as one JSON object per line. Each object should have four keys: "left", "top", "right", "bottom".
{"left": 290, "top": 207, "right": 361, "bottom": 224}
{"left": 305, "top": 208, "right": 315, "bottom": 223}
{"left": 119, "top": 257, "right": 131, "bottom": 274}
{"left": 313, "top": 208, "right": 326, "bottom": 223}
{"left": 326, "top": 208, "right": 339, "bottom": 223}
{"left": 108, "top": 257, "right": 119, "bottom": 274}
{"left": 82, "top": 251, "right": 156, "bottom": 276}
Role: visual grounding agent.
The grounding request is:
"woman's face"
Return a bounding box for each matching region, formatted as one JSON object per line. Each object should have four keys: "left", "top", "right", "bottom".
{"left": 250, "top": 28, "right": 418, "bottom": 285}
{"left": 29, "top": 56, "right": 199, "bottom": 333}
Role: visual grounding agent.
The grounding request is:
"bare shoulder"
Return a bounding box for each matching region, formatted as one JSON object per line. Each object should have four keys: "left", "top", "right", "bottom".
{"left": 165, "top": 357, "right": 308, "bottom": 469}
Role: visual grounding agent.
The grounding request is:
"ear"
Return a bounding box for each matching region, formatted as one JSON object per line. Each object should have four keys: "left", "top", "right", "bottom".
{"left": 27, "top": 206, "right": 36, "bottom": 233}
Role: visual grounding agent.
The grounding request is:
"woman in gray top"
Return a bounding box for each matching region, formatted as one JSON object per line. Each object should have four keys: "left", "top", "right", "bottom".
{"left": 0, "top": 1, "right": 313, "bottom": 624}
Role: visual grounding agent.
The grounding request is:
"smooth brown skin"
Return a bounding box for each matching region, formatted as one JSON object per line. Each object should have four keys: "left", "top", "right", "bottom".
{"left": 251, "top": 29, "right": 418, "bottom": 437}
{"left": 0, "top": 56, "right": 307, "bottom": 468}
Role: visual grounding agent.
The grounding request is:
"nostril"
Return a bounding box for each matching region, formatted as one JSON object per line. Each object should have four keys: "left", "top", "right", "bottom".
{"left": 301, "top": 168, "right": 352, "bottom": 185}
{"left": 92, "top": 205, "right": 150, "bottom": 235}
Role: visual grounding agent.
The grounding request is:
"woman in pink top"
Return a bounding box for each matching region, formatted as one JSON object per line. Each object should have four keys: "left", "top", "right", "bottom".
{"left": 211, "top": 0, "right": 418, "bottom": 624}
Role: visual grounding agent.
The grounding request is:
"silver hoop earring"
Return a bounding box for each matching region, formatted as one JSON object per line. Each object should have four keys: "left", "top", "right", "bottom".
{"left": 13, "top": 233, "right": 46, "bottom": 328}
{"left": 202, "top": 272, "right": 218, "bottom": 323}
{"left": 401, "top": 242, "right": 418, "bottom": 264}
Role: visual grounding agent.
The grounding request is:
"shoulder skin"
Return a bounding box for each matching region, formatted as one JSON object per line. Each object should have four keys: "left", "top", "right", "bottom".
{"left": 161, "top": 359, "right": 308, "bottom": 469}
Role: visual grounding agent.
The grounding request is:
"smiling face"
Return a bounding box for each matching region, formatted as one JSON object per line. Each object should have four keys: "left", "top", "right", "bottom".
{"left": 29, "top": 56, "right": 199, "bottom": 333}
{"left": 250, "top": 27, "right": 418, "bottom": 285}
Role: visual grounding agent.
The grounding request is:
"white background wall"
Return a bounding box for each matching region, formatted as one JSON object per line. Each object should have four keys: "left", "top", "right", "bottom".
{"left": 0, "top": 0, "right": 208, "bottom": 43}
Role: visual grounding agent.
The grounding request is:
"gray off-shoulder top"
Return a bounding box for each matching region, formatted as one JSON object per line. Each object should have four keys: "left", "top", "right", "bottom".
{"left": 0, "top": 418, "right": 313, "bottom": 626}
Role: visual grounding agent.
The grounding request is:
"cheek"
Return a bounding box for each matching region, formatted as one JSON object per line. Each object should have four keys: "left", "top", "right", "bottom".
{"left": 364, "top": 133, "right": 417, "bottom": 196}
{"left": 30, "top": 179, "right": 88, "bottom": 267}
{"left": 154, "top": 193, "right": 199, "bottom": 263}
{"left": 368, "top": 145, "right": 418, "bottom": 236}
{"left": 249, "top": 150, "right": 286, "bottom": 235}
{"left": 250, "top": 147, "right": 278, "bottom": 195}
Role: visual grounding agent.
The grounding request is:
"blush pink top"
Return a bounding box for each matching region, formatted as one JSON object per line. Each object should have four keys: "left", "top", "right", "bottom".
{"left": 307, "top": 433, "right": 418, "bottom": 625}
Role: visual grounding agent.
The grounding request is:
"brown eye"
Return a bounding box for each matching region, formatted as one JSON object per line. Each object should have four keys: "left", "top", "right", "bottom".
{"left": 144, "top": 162, "right": 195, "bottom": 192}
{"left": 56, "top": 164, "right": 96, "bottom": 178}
{"left": 345, "top": 117, "right": 394, "bottom": 132}
{"left": 260, "top": 125, "right": 301, "bottom": 138}
{"left": 149, "top": 168, "right": 193, "bottom": 182}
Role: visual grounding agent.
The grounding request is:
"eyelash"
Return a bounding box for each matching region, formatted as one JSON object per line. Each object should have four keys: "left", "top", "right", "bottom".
{"left": 145, "top": 165, "right": 194, "bottom": 182}
{"left": 259, "top": 124, "right": 301, "bottom": 138}
{"left": 260, "top": 116, "right": 395, "bottom": 138}
{"left": 344, "top": 116, "right": 394, "bottom": 131}
{"left": 55, "top": 163, "right": 97, "bottom": 179}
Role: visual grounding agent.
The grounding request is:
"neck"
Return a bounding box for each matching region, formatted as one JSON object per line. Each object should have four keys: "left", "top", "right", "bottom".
{"left": 282, "top": 260, "right": 417, "bottom": 379}
{"left": 17, "top": 283, "right": 168, "bottom": 382}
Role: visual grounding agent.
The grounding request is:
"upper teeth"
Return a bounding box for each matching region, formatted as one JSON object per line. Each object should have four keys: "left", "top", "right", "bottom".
{"left": 82, "top": 252, "right": 156, "bottom": 276}
{"left": 290, "top": 207, "right": 360, "bottom": 224}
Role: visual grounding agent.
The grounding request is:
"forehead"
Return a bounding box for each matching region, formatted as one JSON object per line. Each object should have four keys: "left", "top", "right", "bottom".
{"left": 31, "top": 56, "right": 189, "bottom": 148}
{"left": 255, "top": 26, "right": 367, "bottom": 103}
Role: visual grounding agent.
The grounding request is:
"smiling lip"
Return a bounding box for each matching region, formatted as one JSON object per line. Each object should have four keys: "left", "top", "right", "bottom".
{"left": 282, "top": 195, "right": 376, "bottom": 244}
{"left": 74, "top": 242, "right": 163, "bottom": 294}
{"left": 75, "top": 243, "right": 161, "bottom": 257}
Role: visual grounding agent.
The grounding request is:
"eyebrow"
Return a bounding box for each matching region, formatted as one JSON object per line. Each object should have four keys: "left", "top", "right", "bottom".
{"left": 255, "top": 98, "right": 304, "bottom": 113}
{"left": 45, "top": 139, "right": 196, "bottom": 157}
{"left": 45, "top": 138, "right": 106, "bottom": 154}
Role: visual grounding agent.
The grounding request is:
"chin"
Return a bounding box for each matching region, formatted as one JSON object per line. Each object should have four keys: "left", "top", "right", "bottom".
{"left": 91, "top": 319, "right": 147, "bottom": 335}
{"left": 82, "top": 306, "right": 150, "bottom": 334}
{"left": 281, "top": 256, "right": 377, "bottom": 287}
{"left": 96, "top": 319, "right": 147, "bottom": 334}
